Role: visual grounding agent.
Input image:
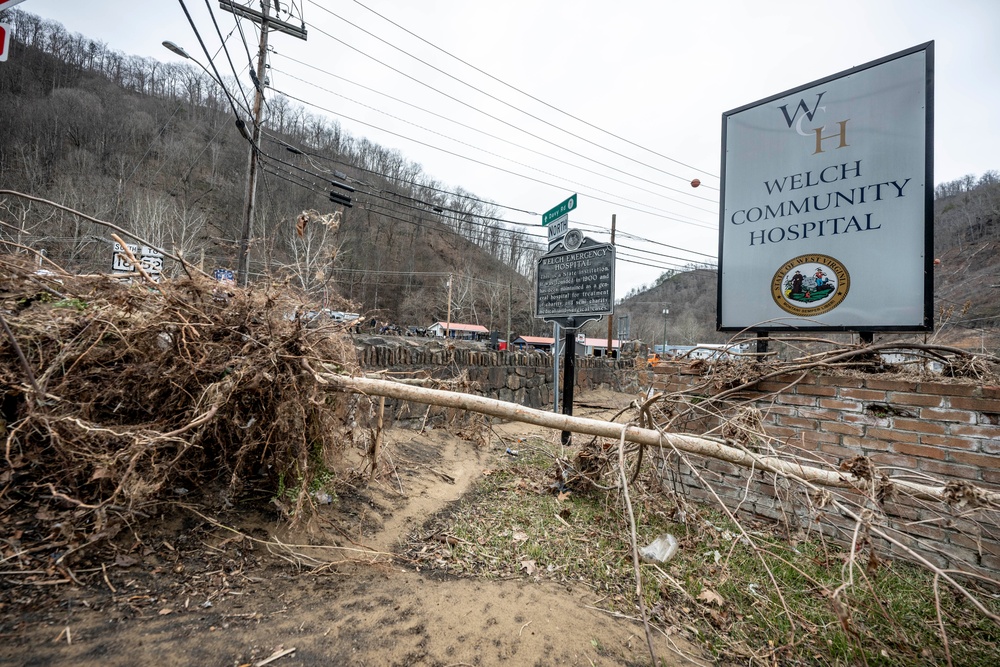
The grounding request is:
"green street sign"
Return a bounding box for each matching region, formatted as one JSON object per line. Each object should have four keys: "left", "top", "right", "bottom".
{"left": 542, "top": 194, "right": 577, "bottom": 226}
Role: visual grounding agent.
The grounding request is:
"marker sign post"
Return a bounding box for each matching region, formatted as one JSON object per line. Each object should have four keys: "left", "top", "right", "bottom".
{"left": 535, "top": 221, "right": 615, "bottom": 444}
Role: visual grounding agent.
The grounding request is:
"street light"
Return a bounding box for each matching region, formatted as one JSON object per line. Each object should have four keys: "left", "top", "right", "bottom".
{"left": 661, "top": 308, "right": 669, "bottom": 354}
{"left": 161, "top": 40, "right": 191, "bottom": 59}
{"left": 162, "top": 40, "right": 226, "bottom": 89}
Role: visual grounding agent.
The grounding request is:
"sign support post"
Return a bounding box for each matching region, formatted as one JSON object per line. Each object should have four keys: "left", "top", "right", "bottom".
{"left": 560, "top": 319, "right": 576, "bottom": 445}
{"left": 552, "top": 323, "right": 560, "bottom": 414}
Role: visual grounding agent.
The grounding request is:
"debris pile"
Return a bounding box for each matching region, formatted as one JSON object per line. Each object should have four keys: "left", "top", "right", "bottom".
{"left": 1, "top": 257, "right": 357, "bottom": 521}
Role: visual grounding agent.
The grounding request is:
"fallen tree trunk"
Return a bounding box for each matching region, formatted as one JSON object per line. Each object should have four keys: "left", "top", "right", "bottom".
{"left": 311, "top": 365, "right": 1000, "bottom": 508}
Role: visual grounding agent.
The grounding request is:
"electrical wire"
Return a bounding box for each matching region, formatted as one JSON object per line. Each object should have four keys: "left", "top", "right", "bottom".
{"left": 265, "top": 86, "right": 718, "bottom": 230}
{"left": 310, "top": 1, "right": 717, "bottom": 191}
{"left": 262, "top": 141, "right": 718, "bottom": 271}
{"left": 177, "top": 0, "right": 726, "bottom": 279}
{"left": 250, "top": 168, "right": 695, "bottom": 274}
{"left": 269, "top": 60, "right": 715, "bottom": 216}
{"left": 226, "top": 0, "right": 257, "bottom": 76}
{"left": 262, "top": 131, "right": 538, "bottom": 215}
{"left": 349, "top": 0, "right": 720, "bottom": 184}
{"left": 176, "top": 0, "right": 247, "bottom": 121}
{"left": 262, "top": 130, "right": 719, "bottom": 263}
{"left": 201, "top": 0, "right": 254, "bottom": 115}
{"left": 295, "top": 17, "right": 719, "bottom": 208}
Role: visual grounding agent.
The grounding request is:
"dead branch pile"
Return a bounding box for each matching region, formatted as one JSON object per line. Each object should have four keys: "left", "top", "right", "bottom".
{"left": 698, "top": 337, "right": 1000, "bottom": 393}
{"left": 1, "top": 255, "right": 357, "bottom": 518}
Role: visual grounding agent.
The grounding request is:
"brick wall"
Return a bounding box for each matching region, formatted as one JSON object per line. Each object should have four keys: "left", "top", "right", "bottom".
{"left": 651, "top": 362, "right": 1000, "bottom": 574}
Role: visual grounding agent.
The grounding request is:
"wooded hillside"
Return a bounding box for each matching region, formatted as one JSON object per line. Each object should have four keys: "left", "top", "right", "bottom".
{"left": 1, "top": 8, "right": 997, "bottom": 350}
{"left": 0, "top": 9, "right": 541, "bottom": 334}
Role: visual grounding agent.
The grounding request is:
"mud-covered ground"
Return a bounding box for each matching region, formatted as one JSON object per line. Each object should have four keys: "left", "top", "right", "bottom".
{"left": 0, "top": 394, "right": 706, "bottom": 667}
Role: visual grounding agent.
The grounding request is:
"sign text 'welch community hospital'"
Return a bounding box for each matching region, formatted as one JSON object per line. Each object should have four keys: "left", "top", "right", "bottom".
{"left": 718, "top": 42, "right": 934, "bottom": 332}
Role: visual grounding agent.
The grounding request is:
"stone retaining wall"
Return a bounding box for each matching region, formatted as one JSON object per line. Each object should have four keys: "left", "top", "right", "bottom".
{"left": 353, "top": 337, "right": 642, "bottom": 426}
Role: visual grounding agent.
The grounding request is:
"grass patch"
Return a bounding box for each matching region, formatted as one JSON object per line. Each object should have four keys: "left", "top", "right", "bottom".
{"left": 406, "top": 436, "right": 1000, "bottom": 665}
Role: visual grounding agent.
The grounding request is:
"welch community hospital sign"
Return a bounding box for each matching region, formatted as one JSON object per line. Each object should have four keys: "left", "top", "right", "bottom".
{"left": 718, "top": 42, "right": 934, "bottom": 332}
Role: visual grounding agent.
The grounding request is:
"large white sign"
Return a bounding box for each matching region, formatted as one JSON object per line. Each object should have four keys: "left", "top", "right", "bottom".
{"left": 718, "top": 43, "right": 933, "bottom": 332}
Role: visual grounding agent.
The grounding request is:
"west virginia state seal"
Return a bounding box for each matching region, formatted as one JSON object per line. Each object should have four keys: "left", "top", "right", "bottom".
{"left": 770, "top": 254, "right": 850, "bottom": 317}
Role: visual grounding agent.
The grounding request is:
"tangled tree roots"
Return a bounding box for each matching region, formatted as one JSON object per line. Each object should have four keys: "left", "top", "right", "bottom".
{"left": 1, "top": 256, "right": 357, "bottom": 519}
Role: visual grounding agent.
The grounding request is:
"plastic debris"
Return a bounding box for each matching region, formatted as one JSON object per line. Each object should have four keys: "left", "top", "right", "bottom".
{"left": 639, "top": 533, "right": 679, "bottom": 563}
{"left": 311, "top": 491, "right": 333, "bottom": 505}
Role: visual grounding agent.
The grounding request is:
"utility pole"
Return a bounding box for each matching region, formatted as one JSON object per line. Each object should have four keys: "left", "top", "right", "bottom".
{"left": 220, "top": 0, "right": 307, "bottom": 286}
{"left": 236, "top": 2, "right": 268, "bottom": 287}
{"left": 662, "top": 308, "right": 669, "bottom": 353}
{"left": 606, "top": 213, "right": 616, "bottom": 357}
{"left": 445, "top": 273, "right": 453, "bottom": 339}
{"left": 506, "top": 282, "right": 512, "bottom": 352}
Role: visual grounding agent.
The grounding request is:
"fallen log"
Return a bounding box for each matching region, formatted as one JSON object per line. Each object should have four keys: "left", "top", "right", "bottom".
{"left": 309, "top": 365, "right": 1000, "bottom": 508}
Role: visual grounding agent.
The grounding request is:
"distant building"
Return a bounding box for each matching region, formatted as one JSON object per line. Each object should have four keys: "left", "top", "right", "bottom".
{"left": 511, "top": 336, "right": 620, "bottom": 357}
{"left": 578, "top": 337, "right": 621, "bottom": 358}
{"left": 513, "top": 335, "right": 555, "bottom": 352}
{"left": 427, "top": 322, "right": 489, "bottom": 341}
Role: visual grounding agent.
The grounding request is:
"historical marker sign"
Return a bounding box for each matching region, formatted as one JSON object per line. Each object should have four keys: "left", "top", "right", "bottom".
{"left": 535, "top": 238, "right": 615, "bottom": 326}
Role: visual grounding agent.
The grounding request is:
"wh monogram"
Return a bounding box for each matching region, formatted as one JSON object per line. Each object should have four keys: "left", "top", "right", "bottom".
{"left": 777, "top": 91, "right": 848, "bottom": 155}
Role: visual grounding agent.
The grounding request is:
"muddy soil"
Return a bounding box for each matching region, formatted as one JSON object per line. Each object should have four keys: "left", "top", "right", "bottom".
{"left": 0, "top": 392, "right": 707, "bottom": 667}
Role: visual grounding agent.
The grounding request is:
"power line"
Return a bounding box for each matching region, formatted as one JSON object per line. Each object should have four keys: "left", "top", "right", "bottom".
{"left": 261, "top": 131, "right": 538, "bottom": 215}
{"left": 175, "top": 0, "right": 247, "bottom": 121}
{"left": 295, "top": 17, "right": 719, "bottom": 210}
{"left": 262, "top": 130, "right": 722, "bottom": 266}
{"left": 199, "top": 0, "right": 254, "bottom": 114}
{"left": 266, "top": 86, "right": 718, "bottom": 230}
{"left": 269, "top": 59, "right": 717, "bottom": 217}
{"left": 261, "top": 131, "right": 719, "bottom": 264}
{"left": 349, "top": 0, "right": 720, "bottom": 184}
{"left": 311, "top": 1, "right": 718, "bottom": 192}
{"left": 571, "top": 220, "right": 718, "bottom": 260}
{"left": 225, "top": 0, "right": 257, "bottom": 76}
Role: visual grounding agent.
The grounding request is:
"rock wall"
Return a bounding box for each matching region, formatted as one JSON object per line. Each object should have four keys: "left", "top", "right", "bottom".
{"left": 352, "top": 337, "right": 643, "bottom": 427}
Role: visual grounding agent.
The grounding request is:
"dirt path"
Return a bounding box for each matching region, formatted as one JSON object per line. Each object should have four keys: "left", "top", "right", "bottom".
{"left": 1, "top": 394, "right": 707, "bottom": 667}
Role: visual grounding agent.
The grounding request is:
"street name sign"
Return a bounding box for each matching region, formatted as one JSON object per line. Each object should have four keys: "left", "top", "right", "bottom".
{"left": 542, "top": 194, "right": 577, "bottom": 226}
{"left": 549, "top": 213, "right": 569, "bottom": 243}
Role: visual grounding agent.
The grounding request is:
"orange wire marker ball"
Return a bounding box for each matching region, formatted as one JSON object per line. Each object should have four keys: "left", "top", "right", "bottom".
{"left": 690, "top": 178, "right": 701, "bottom": 188}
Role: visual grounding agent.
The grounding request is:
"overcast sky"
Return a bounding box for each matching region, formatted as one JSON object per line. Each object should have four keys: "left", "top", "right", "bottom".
{"left": 20, "top": 0, "right": 1000, "bottom": 297}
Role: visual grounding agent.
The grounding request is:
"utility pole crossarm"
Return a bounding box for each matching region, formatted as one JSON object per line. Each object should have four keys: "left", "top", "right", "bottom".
{"left": 219, "top": 0, "right": 307, "bottom": 39}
